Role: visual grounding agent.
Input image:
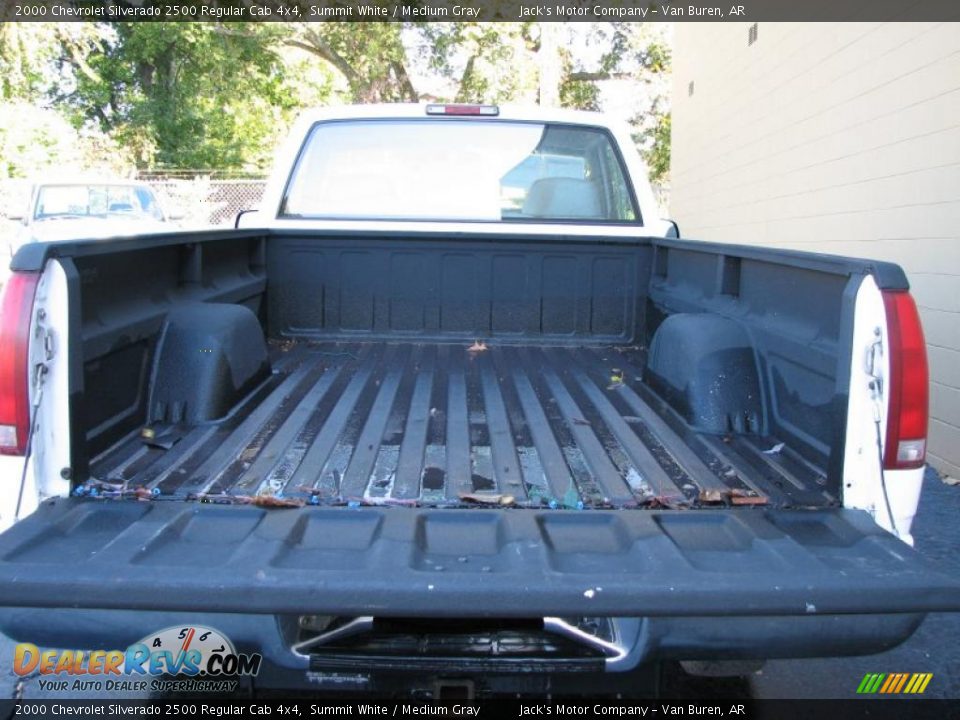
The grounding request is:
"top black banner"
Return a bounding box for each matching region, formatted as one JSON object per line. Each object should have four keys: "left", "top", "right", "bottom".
{"left": 3, "top": 0, "right": 960, "bottom": 22}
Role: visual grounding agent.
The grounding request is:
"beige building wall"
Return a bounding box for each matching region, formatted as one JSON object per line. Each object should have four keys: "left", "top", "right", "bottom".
{"left": 670, "top": 22, "right": 960, "bottom": 479}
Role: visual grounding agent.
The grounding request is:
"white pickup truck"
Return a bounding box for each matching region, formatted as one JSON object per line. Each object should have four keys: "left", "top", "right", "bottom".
{"left": 0, "top": 104, "right": 955, "bottom": 697}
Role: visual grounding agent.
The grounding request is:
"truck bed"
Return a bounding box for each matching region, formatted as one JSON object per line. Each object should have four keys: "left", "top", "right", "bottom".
{"left": 90, "top": 340, "right": 834, "bottom": 509}
{"left": 5, "top": 229, "right": 959, "bottom": 634}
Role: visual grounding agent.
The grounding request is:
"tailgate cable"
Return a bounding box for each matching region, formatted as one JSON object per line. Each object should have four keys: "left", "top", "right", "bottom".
{"left": 13, "top": 362, "right": 47, "bottom": 522}
{"left": 867, "top": 330, "right": 898, "bottom": 535}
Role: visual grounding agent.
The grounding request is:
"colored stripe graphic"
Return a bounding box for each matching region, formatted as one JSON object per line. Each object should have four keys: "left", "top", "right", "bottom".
{"left": 857, "top": 673, "right": 886, "bottom": 694}
{"left": 893, "top": 673, "right": 910, "bottom": 693}
{"left": 879, "top": 674, "right": 896, "bottom": 693}
{"left": 858, "top": 672, "right": 932, "bottom": 694}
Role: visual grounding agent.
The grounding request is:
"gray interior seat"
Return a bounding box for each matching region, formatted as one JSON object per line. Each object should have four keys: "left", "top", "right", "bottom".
{"left": 522, "top": 177, "right": 603, "bottom": 219}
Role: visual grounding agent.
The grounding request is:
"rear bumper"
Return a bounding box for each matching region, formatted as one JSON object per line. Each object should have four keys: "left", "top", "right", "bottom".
{"left": 0, "top": 607, "right": 925, "bottom": 681}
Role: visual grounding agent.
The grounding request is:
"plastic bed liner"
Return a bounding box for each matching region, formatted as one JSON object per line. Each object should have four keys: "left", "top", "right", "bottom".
{"left": 88, "top": 341, "right": 835, "bottom": 509}
{"left": 0, "top": 498, "right": 959, "bottom": 616}
{"left": 3, "top": 341, "right": 959, "bottom": 616}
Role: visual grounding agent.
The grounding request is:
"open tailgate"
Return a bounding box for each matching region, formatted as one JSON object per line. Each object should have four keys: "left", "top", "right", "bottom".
{"left": 0, "top": 499, "right": 958, "bottom": 617}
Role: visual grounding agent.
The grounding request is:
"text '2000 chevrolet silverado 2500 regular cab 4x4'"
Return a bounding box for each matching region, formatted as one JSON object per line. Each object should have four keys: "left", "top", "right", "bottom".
{"left": 0, "top": 104, "right": 956, "bottom": 696}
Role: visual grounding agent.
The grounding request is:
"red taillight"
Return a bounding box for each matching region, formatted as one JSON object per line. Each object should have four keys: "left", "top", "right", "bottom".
{"left": 881, "top": 290, "right": 928, "bottom": 469}
{"left": 0, "top": 272, "right": 39, "bottom": 456}
{"left": 425, "top": 104, "right": 499, "bottom": 116}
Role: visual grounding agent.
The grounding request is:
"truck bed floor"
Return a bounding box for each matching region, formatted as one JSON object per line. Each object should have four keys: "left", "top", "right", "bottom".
{"left": 90, "top": 342, "right": 835, "bottom": 508}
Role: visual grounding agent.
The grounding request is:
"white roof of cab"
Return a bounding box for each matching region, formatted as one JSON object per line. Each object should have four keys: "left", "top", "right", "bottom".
{"left": 294, "top": 103, "right": 624, "bottom": 127}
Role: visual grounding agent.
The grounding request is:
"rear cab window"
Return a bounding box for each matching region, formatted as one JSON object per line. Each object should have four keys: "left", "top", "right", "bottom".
{"left": 281, "top": 120, "right": 640, "bottom": 224}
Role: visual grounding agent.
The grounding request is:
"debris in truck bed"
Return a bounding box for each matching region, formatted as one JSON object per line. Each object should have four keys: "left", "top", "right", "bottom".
{"left": 698, "top": 488, "right": 768, "bottom": 506}
{"left": 467, "top": 340, "right": 488, "bottom": 353}
{"left": 140, "top": 426, "right": 183, "bottom": 450}
{"left": 698, "top": 489, "right": 726, "bottom": 504}
{"left": 249, "top": 494, "right": 305, "bottom": 508}
{"left": 763, "top": 442, "right": 786, "bottom": 455}
{"left": 459, "top": 492, "right": 515, "bottom": 506}
{"left": 640, "top": 494, "right": 689, "bottom": 509}
{"left": 270, "top": 338, "right": 297, "bottom": 353}
{"left": 188, "top": 492, "right": 305, "bottom": 508}
{"left": 347, "top": 496, "right": 420, "bottom": 507}
{"left": 730, "top": 494, "right": 769, "bottom": 506}
{"left": 89, "top": 342, "right": 834, "bottom": 509}
{"left": 73, "top": 481, "right": 160, "bottom": 501}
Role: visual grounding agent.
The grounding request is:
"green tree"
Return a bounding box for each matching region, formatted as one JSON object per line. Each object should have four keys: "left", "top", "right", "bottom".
{"left": 0, "top": 23, "right": 109, "bottom": 101}
{"left": 0, "top": 24, "right": 131, "bottom": 179}
{"left": 282, "top": 23, "right": 417, "bottom": 103}
{"left": 552, "top": 23, "right": 673, "bottom": 183}
{"left": 62, "top": 23, "right": 331, "bottom": 171}
{"left": 6, "top": 20, "right": 671, "bottom": 181}
{"left": 421, "top": 23, "right": 539, "bottom": 103}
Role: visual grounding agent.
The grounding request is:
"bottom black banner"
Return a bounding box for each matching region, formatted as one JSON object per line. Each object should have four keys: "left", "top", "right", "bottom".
{"left": 1, "top": 700, "right": 956, "bottom": 720}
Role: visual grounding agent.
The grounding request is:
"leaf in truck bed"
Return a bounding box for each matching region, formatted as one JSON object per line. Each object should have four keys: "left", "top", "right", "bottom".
{"left": 458, "top": 492, "right": 514, "bottom": 506}
{"left": 642, "top": 494, "right": 689, "bottom": 509}
{"left": 190, "top": 492, "right": 304, "bottom": 508}
{"left": 467, "top": 340, "right": 488, "bottom": 353}
{"left": 763, "top": 442, "right": 786, "bottom": 454}
{"left": 249, "top": 494, "right": 305, "bottom": 508}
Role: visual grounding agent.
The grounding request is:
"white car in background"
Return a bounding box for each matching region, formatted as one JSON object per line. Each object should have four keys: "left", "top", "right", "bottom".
{"left": 9, "top": 180, "right": 177, "bottom": 252}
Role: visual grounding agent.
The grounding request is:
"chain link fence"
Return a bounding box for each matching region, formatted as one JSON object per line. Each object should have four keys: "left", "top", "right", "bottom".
{"left": 140, "top": 177, "right": 266, "bottom": 228}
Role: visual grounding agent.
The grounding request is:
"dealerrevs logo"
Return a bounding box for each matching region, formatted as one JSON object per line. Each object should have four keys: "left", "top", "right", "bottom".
{"left": 13, "top": 625, "right": 261, "bottom": 693}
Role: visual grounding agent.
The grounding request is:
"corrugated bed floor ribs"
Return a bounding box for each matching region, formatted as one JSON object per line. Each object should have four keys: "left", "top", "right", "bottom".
{"left": 90, "top": 342, "right": 835, "bottom": 508}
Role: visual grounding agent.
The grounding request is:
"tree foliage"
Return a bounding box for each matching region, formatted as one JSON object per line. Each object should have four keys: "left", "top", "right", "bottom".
{"left": 421, "top": 23, "right": 539, "bottom": 103}
{"left": 283, "top": 23, "right": 416, "bottom": 103}
{"left": 0, "top": 24, "right": 130, "bottom": 178}
{"left": 551, "top": 23, "right": 672, "bottom": 183}
{"left": 59, "top": 23, "right": 331, "bottom": 171}
{"left": 2, "top": 21, "right": 671, "bottom": 182}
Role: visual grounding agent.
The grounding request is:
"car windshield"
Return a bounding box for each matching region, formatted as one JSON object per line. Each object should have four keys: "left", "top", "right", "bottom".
{"left": 282, "top": 120, "right": 639, "bottom": 223}
{"left": 34, "top": 184, "right": 164, "bottom": 221}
